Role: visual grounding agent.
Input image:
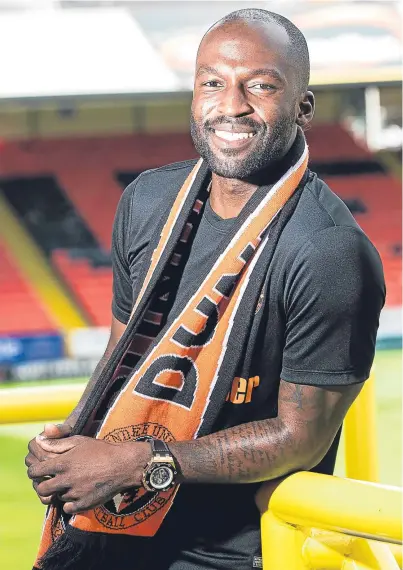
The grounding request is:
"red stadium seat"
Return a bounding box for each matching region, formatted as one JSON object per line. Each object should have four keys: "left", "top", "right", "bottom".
{"left": 306, "top": 124, "right": 372, "bottom": 162}
{"left": 0, "top": 128, "right": 400, "bottom": 335}
{"left": 0, "top": 241, "right": 56, "bottom": 334}
{"left": 323, "top": 174, "right": 402, "bottom": 306}
{"left": 52, "top": 250, "right": 112, "bottom": 326}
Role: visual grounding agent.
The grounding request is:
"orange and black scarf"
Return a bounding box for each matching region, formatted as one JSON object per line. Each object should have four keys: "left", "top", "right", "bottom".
{"left": 34, "top": 132, "right": 308, "bottom": 569}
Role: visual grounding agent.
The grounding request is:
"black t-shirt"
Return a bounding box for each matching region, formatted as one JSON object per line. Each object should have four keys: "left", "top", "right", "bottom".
{"left": 110, "top": 160, "right": 385, "bottom": 570}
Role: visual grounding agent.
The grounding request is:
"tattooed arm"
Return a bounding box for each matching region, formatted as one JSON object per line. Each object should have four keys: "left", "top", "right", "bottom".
{"left": 29, "top": 379, "right": 361, "bottom": 514}
{"left": 169, "top": 380, "right": 362, "bottom": 484}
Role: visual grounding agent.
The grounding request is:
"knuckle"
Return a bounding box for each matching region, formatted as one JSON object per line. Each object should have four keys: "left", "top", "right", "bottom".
{"left": 27, "top": 465, "right": 36, "bottom": 478}
{"left": 61, "top": 424, "right": 72, "bottom": 435}
{"left": 54, "top": 462, "right": 65, "bottom": 473}
{"left": 25, "top": 453, "right": 38, "bottom": 467}
{"left": 36, "top": 482, "right": 46, "bottom": 495}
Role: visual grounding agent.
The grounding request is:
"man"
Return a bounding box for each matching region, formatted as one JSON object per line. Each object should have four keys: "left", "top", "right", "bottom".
{"left": 26, "top": 9, "right": 385, "bottom": 570}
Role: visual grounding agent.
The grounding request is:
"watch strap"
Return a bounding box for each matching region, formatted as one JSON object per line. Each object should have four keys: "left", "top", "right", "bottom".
{"left": 150, "top": 439, "right": 172, "bottom": 458}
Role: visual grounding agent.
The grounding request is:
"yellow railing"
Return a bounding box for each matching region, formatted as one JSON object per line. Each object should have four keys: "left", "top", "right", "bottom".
{"left": 344, "top": 373, "right": 379, "bottom": 482}
{"left": 0, "top": 383, "right": 84, "bottom": 424}
{"left": 261, "top": 472, "right": 402, "bottom": 569}
{"left": 0, "top": 372, "right": 401, "bottom": 570}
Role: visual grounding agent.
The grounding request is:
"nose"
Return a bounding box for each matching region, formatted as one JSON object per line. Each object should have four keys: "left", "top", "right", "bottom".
{"left": 217, "top": 84, "right": 254, "bottom": 118}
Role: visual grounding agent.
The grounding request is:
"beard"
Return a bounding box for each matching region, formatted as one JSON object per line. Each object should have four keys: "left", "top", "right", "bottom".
{"left": 190, "top": 111, "right": 296, "bottom": 180}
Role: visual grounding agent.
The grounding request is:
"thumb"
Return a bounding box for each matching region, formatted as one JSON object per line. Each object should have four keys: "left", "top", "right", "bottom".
{"left": 35, "top": 435, "right": 83, "bottom": 454}
{"left": 40, "top": 423, "right": 73, "bottom": 440}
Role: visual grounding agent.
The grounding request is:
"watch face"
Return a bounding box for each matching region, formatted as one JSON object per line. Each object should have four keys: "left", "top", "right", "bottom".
{"left": 149, "top": 465, "right": 174, "bottom": 490}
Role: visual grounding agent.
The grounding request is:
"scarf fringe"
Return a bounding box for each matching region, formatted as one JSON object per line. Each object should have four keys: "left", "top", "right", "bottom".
{"left": 38, "top": 533, "right": 105, "bottom": 570}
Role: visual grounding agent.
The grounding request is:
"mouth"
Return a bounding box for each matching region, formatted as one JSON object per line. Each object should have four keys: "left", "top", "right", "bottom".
{"left": 211, "top": 129, "right": 257, "bottom": 149}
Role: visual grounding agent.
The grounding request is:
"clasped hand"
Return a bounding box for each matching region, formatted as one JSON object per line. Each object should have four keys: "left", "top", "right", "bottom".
{"left": 25, "top": 424, "right": 151, "bottom": 515}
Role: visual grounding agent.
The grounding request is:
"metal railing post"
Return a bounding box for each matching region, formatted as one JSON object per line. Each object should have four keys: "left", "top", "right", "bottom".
{"left": 344, "top": 371, "right": 379, "bottom": 481}
{"left": 261, "top": 510, "right": 307, "bottom": 570}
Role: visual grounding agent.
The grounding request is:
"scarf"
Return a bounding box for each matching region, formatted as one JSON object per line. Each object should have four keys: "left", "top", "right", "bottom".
{"left": 34, "top": 131, "right": 308, "bottom": 569}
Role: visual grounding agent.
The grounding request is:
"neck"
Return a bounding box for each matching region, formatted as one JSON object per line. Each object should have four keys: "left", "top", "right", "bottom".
{"left": 209, "top": 130, "right": 301, "bottom": 220}
{"left": 209, "top": 175, "right": 258, "bottom": 219}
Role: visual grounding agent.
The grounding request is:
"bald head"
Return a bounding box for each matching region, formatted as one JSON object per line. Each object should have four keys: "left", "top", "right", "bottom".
{"left": 191, "top": 8, "right": 314, "bottom": 180}
{"left": 202, "top": 8, "right": 310, "bottom": 93}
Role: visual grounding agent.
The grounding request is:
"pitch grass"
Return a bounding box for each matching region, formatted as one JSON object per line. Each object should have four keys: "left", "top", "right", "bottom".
{"left": 0, "top": 350, "right": 401, "bottom": 569}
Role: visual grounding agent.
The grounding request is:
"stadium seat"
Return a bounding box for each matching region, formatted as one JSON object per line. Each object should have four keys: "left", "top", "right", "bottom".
{"left": 323, "top": 173, "right": 402, "bottom": 306}
{"left": 306, "top": 124, "right": 372, "bottom": 161}
{"left": 52, "top": 250, "right": 112, "bottom": 326}
{"left": 0, "top": 241, "right": 56, "bottom": 334}
{"left": 0, "top": 127, "right": 400, "bottom": 335}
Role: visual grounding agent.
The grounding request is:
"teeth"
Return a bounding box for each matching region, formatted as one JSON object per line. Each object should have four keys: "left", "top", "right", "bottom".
{"left": 214, "top": 130, "right": 255, "bottom": 141}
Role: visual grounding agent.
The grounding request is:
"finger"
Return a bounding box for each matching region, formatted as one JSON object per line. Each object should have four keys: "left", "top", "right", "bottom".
{"left": 57, "top": 489, "right": 77, "bottom": 502}
{"left": 35, "top": 435, "right": 84, "bottom": 454}
{"left": 39, "top": 496, "right": 53, "bottom": 505}
{"left": 39, "top": 423, "right": 73, "bottom": 440}
{"left": 25, "top": 452, "right": 39, "bottom": 468}
{"left": 36, "top": 477, "right": 69, "bottom": 497}
{"left": 37, "top": 491, "right": 53, "bottom": 505}
{"left": 32, "top": 481, "right": 53, "bottom": 505}
{"left": 28, "top": 439, "right": 58, "bottom": 462}
{"left": 63, "top": 501, "right": 85, "bottom": 515}
{"left": 27, "top": 459, "right": 64, "bottom": 480}
{"left": 28, "top": 439, "right": 47, "bottom": 461}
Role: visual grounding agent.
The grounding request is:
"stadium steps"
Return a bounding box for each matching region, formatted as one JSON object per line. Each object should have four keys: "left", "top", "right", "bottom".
{"left": 57, "top": 167, "right": 121, "bottom": 251}
{"left": 323, "top": 173, "right": 402, "bottom": 306}
{"left": 0, "top": 131, "right": 399, "bottom": 328}
{"left": 306, "top": 123, "right": 371, "bottom": 161}
{"left": 0, "top": 175, "right": 98, "bottom": 256}
{"left": 0, "top": 192, "right": 87, "bottom": 331}
{"left": 0, "top": 240, "right": 57, "bottom": 334}
{"left": 53, "top": 250, "right": 112, "bottom": 327}
{"left": 0, "top": 174, "right": 111, "bottom": 326}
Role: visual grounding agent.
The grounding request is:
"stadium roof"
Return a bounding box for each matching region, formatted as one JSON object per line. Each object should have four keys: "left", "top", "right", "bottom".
{"left": 132, "top": 0, "right": 402, "bottom": 90}
{"left": 0, "top": 8, "right": 179, "bottom": 101}
{"left": 0, "top": 2, "right": 401, "bottom": 102}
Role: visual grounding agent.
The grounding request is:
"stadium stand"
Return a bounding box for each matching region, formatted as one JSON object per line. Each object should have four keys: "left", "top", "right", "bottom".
{"left": 0, "top": 125, "right": 400, "bottom": 329}
{"left": 52, "top": 250, "right": 112, "bottom": 327}
{"left": 323, "top": 173, "right": 402, "bottom": 306}
{"left": 1, "top": 176, "right": 97, "bottom": 255}
{"left": 0, "top": 240, "right": 56, "bottom": 334}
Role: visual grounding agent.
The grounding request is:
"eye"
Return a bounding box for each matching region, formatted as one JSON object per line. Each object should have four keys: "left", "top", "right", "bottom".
{"left": 202, "top": 80, "right": 223, "bottom": 89}
{"left": 250, "top": 83, "right": 276, "bottom": 92}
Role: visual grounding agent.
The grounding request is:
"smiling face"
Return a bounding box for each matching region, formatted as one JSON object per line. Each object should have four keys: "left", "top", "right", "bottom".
{"left": 191, "top": 19, "right": 312, "bottom": 179}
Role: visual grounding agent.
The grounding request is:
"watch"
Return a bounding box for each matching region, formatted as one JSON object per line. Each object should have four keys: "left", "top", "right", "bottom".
{"left": 142, "top": 439, "right": 178, "bottom": 492}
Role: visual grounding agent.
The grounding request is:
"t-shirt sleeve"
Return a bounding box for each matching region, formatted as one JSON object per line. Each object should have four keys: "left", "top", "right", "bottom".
{"left": 111, "top": 181, "right": 137, "bottom": 324}
{"left": 281, "top": 226, "right": 386, "bottom": 386}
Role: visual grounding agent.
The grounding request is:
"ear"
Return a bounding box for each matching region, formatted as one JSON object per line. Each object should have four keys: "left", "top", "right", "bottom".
{"left": 296, "top": 91, "right": 315, "bottom": 129}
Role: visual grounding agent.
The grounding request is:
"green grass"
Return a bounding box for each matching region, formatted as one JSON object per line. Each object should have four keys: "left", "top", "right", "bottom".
{"left": 0, "top": 352, "right": 401, "bottom": 569}
{"left": 0, "top": 378, "right": 87, "bottom": 569}
{"left": 335, "top": 350, "right": 402, "bottom": 485}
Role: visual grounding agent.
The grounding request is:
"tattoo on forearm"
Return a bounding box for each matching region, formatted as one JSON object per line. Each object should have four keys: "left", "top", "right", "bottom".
{"left": 170, "top": 381, "right": 361, "bottom": 485}
{"left": 282, "top": 384, "right": 305, "bottom": 409}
